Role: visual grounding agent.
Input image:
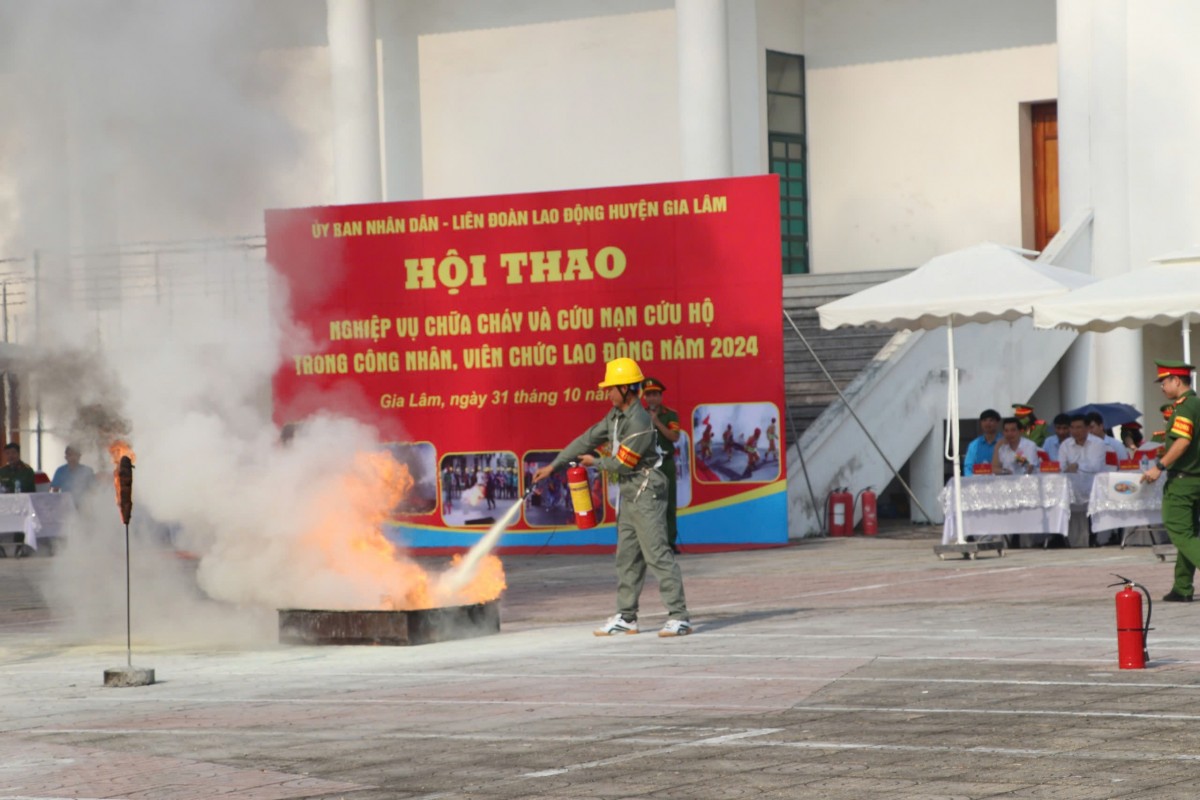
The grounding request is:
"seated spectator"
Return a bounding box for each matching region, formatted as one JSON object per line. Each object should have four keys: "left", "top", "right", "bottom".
{"left": 1086, "top": 411, "right": 1129, "bottom": 460}
{"left": 992, "top": 417, "right": 1039, "bottom": 475}
{"left": 1042, "top": 413, "right": 1071, "bottom": 461}
{"left": 1059, "top": 415, "right": 1106, "bottom": 475}
{"left": 0, "top": 443, "right": 36, "bottom": 493}
{"left": 1013, "top": 403, "right": 1048, "bottom": 446}
{"left": 1120, "top": 422, "right": 1144, "bottom": 453}
{"left": 963, "top": 409, "right": 1001, "bottom": 475}
{"left": 50, "top": 444, "right": 95, "bottom": 498}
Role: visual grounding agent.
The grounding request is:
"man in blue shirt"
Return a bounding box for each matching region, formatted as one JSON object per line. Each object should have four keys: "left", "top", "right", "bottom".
{"left": 963, "top": 409, "right": 1001, "bottom": 475}
{"left": 1042, "top": 413, "right": 1071, "bottom": 461}
{"left": 50, "top": 445, "right": 95, "bottom": 498}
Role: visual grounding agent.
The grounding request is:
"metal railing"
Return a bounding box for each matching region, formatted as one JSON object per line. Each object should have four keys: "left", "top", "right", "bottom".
{"left": 0, "top": 235, "right": 270, "bottom": 345}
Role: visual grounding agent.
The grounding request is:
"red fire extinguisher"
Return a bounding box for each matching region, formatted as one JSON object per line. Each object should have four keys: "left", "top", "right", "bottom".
{"left": 827, "top": 488, "right": 852, "bottom": 537}
{"left": 567, "top": 462, "right": 597, "bottom": 529}
{"left": 856, "top": 487, "right": 878, "bottom": 536}
{"left": 1109, "top": 573, "right": 1152, "bottom": 670}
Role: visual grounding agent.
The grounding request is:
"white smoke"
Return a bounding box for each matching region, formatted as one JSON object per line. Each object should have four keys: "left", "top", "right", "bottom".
{"left": 0, "top": 1, "right": 454, "bottom": 646}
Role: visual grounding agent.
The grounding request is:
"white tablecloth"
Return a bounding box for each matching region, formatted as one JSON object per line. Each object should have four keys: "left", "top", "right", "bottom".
{"left": 0, "top": 493, "right": 76, "bottom": 551}
{"left": 941, "top": 474, "right": 1072, "bottom": 544}
{"left": 1088, "top": 471, "right": 1163, "bottom": 533}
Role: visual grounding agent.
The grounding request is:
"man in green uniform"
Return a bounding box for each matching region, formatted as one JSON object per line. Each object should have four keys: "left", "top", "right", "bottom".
{"left": 1140, "top": 360, "right": 1200, "bottom": 601}
{"left": 0, "top": 443, "right": 39, "bottom": 557}
{"left": 0, "top": 443, "right": 36, "bottom": 493}
{"left": 533, "top": 358, "right": 691, "bottom": 636}
{"left": 1013, "top": 403, "right": 1048, "bottom": 447}
{"left": 641, "top": 376, "right": 682, "bottom": 553}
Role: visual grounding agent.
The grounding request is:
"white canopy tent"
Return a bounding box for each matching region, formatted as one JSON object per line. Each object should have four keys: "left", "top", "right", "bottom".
{"left": 817, "top": 243, "right": 1096, "bottom": 546}
{"left": 1032, "top": 248, "right": 1200, "bottom": 364}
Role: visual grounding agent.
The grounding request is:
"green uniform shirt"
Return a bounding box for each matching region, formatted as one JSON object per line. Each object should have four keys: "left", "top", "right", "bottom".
{"left": 0, "top": 461, "right": 37, "bottom": 493}
{"left": 652, "top": 405, "right": 680, "bottom": 460}
{"left": 550, "top": 402, "right": 663, "bottom": 499}
{"left": 1166, "top": 390, "right": 1200, "bottom": 473}
{"left": 1024, "top": 421, "right": 1048, "bottom": 447}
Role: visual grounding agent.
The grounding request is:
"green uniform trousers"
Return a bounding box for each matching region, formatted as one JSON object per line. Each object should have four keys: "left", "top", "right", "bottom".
{"left": 660, "top": 456, "right": 678, "bottom": 548}
{"left": 1163, "top": 475, "right": 1200, "bottom": 596}
{"left": 614, "top": 468, "right": 689, "bottom": 620}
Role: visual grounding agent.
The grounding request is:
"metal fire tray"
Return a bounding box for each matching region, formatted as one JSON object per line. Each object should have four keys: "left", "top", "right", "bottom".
{"left": 278, "top": 600, "right": 500, "bottom": 646}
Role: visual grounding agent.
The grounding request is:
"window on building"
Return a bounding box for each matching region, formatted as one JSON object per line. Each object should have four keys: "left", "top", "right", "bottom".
{"left": 767, "top": 50, "right": 808, "bottom": 274}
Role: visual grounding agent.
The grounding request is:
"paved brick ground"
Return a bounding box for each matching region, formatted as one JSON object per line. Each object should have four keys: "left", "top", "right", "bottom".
{"left": 3, "top": 531, "right": 1200, "bottom": 799}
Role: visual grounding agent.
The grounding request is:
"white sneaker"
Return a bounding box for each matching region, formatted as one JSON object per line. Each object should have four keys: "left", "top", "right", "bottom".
{"left": 658, "top": 619, "right": 692, "bottom": 637}
{"left": 594, "top": 614, "right": 638, "bottom": 636}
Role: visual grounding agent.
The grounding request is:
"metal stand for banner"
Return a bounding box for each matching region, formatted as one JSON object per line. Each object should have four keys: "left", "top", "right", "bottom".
{"left": 783, "top": 309, "right": 934, "bottom": 526}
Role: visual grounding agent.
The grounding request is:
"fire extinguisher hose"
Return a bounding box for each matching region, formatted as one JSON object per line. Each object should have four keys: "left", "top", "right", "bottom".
{"left": 1108, "top": 573, "right": 1154, "bottom": 660}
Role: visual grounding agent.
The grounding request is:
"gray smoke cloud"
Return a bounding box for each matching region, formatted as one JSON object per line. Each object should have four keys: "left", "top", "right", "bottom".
{"left": 0, "top": 1, "right": 476, "bottom": 648}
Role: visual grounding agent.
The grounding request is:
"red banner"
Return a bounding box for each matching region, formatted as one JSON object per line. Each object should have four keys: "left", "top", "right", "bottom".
{"left": 267, "top": 176, "right": 787, "bottom": 550}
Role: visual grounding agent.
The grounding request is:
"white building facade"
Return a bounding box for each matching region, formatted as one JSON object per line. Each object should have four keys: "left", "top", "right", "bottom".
{"left": 0, "top": 0, "right": 1194, "bottom": 527}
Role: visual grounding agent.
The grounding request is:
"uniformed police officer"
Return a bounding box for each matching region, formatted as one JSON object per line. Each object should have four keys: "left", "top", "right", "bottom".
{"left": 1012, "top": 403, "right": 1048, "bottom": 447}
{"left": 1140, "top": 359, "right": 1200, "bottom": 602}
{"left": 532, "top": 357, "right": 691, "bottom": 636}
{"left": 641, "top": 376, "right": 682, "bottom": 553}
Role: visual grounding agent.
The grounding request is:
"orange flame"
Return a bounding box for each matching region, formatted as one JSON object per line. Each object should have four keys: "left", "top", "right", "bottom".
{"left": 303, "top": 449, "right": 506, "bottom": 610}
{"left": 108, "top": 439, "right": 136, "bottom": 509}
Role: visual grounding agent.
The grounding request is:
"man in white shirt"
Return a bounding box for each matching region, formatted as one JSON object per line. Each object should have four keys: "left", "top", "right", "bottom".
{"left": 1060, "top": 415, "right": 1107, "bottom": 475}
{"left": 992, "top": 418, "right": 1040, "bottom": 475}
{"left": 1087, "top": 411, "right": 1129, "bottom": 462}
{"left": 1042, "top": 413, "right": 1071, "bottom": 462}
{"left": 1060, "top": 415, "right": 1108, "bottom": 547}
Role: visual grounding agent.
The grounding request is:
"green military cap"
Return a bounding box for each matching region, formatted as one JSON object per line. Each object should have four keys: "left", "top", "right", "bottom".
{"left": 1155, "top": 359, "right": 1195, "bottom": 381}
{"left": 642, "top": 377, "right": 667, "bottom": 393}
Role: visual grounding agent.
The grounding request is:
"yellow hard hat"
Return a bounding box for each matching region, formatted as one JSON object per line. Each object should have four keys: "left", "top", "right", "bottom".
{"left": 598, "top": 357, "right": 644, "bottom": 388}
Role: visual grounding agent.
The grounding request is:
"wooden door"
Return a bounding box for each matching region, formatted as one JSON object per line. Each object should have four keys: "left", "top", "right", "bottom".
{"left": 1032, "top": 102, "right": 1059, "bottom": 251}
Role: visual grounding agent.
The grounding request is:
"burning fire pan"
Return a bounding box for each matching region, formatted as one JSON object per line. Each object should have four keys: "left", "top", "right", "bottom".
{"left": 278, "top": 600, "right": 500, "bottom": 646}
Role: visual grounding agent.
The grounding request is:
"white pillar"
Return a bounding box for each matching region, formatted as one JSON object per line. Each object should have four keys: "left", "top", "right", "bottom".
{"left": 676, "top": 0, "right": 733, "bottom": 179}
{"left": 1088, "top": 0, "right": 1142, "bottom": 406}
{"left": 376, "top": 0, "right": 422, "bottom": 201}
{"left": 726, "top": 0, "right": 760, "bottom": 177}
{"left": 908, "top": 424, "right": 944, "bottom": 525}
{"left": 327, "top": 0, "right": 383, "bottom": 204}
{"left": 1056, "top": 0, "right": 1096, "bottom": 409}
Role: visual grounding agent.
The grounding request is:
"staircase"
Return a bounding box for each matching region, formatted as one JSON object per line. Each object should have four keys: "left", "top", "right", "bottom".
{"left": 782, "top": 270, "right": 910, "bottom": 447}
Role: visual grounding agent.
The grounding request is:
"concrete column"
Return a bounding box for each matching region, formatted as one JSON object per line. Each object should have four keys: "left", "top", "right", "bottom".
{"left": 908, "top": 424, "right": 944, "bottom": 525}
{"left": 327, "top": 0, "right": 383, "bottom": 203}
{"left": 376, "top": 0, "right": 422, "bottom": 201}
{"left": 1088, "top": 0, "right": 1142, "bottom": 406}
{"left": 1055, "top": 0, "right": 1096, "bottom": 409}
{"left": 726, "top": 0, "right": 760, "bottom": 177}
{"left": 676, "top": 0, "right": 733, "bottom": 179}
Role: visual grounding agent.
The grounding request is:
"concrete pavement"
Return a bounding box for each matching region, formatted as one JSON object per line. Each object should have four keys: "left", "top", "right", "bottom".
{"left": 4, "top": 531, "right": 1200, "bottom": 799}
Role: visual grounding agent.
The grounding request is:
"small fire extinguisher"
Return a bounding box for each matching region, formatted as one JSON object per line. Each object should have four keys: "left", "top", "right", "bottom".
{"left": 856, "top": 487, "right": 878, "bottom": 536}
{"left": 566, "top": 462, "right": 597, "bottom": 529}
{"left": 827, "top": 488, "right": 852, "bottom": 537}
{"left": 1108, "top": 573, "right": 1152, "bottom": 670}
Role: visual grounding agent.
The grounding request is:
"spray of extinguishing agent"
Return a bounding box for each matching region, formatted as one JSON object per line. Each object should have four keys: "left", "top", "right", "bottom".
{"left": 1108, "top": 574, "right": 1153, "bottom": 670}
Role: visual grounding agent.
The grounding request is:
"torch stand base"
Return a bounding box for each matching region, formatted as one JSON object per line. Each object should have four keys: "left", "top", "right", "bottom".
{"left": 104, "top": 666, "right": 156, "bottom": 687}
{"left": 934, "top": 541, "right": 1004, "bottom": 561}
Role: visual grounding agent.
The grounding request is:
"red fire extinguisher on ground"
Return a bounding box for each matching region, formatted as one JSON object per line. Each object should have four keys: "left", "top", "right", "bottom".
{"left": 567, "top": 462, "right": 597, "bottom": 529}
{"left": 856, "top": 487, "right": 878, "bottom": 536}
{"left": 1109, "top": 573, "right": 1152, "bottom": 670}
{"left": 827, "top": 488, "right": 852, "bottom": 537}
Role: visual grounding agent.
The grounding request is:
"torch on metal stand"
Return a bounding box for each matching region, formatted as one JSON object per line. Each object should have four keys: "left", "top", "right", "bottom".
{"left": 104, "top": 454, "right": 155, "bottom": 687}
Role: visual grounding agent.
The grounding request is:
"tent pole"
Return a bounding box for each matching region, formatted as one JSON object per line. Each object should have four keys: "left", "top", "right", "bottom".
{"left": 783, "top": 309, "right": 934, "bottom": 523}
{"left": 1185, "top": 318, "right": 1192, "bottom": 367}
{"left": 945, "top": 319, "right": 966, "bottom": 545}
